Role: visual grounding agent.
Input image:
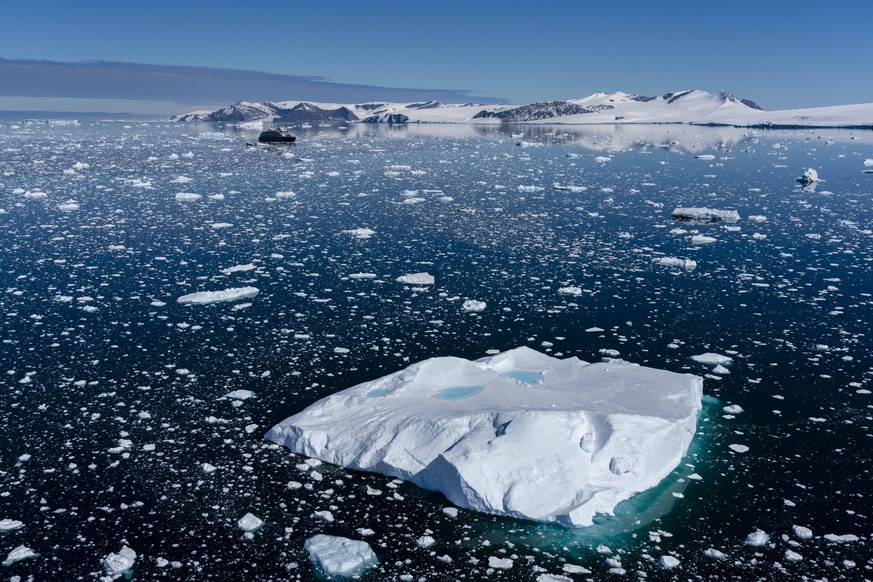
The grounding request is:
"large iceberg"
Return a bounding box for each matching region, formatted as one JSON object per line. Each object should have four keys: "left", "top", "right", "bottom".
{"left": 267, "top": 347, "right": 702, "bottom": 527}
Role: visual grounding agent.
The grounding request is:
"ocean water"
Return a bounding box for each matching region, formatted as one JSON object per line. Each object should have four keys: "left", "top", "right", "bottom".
{"left": 0, "top": 120, "right": 871, "bottom": 579}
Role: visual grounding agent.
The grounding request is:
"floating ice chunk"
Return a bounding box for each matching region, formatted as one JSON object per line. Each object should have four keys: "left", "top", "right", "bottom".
{"left": 3, "top": 545, "right": 37, "bottom": 566}
{"left": 557, "top": 286, "right": 582, "bottom": 296}
{"left": 690, "top": 235, "right": 716, "bottom": 244}
{"left": 594, "top": 156, "right": 611, "bottom": 163}
{"left": 518, "top": 185, "right": 545, "bottom": 192}
{"left": 785, "top": 549, "right": 803, "bottom": 561}
{"left": 823, "top": 533, "right": 859, "bottom": 543}
{"left": 728, "top": 444, "right": 749, "bottom": 453}
{"left": 864, "top": 159, "right": 873, "bottom": 167}
{"left": 723, "top": 404, "right": 744, "bottom": 414}
{"left": 221, "top": 264, "right": 256, "bottom": 275}
{"left": 224, "top": 390, "right": 255, "bottom": 401}
{"left": 58, "top": 200, "right": 80, "bottom": 211}
{"left": 695, "top": 154, "right": 716, "bottom": 160}
{"left": 210, "top": 222, "right": 233, "bottom": 229}
{"left": 654, "top": 257, "right": 697, "bottom": 270}
{"left": 0, "top": 519, "right": 24, "bottom": 531}
{"left": 691, "top": 353, "right": 733, "bottom": 365}
{"left": 267, "top": 347, "right": 702, "bottom": 527}
{"left": 488, "top": 556, "right": 514, "bottom": 569}
{"left": 174, "top": 192, "right": 202, "bottom": 202}
{"left": 237, "top": 513, "right": 263, "bottom": 532}
{"left": 659, "top": 555, "right": 680, "bottom": 569}
{"left": 416, "top": 535, "right": 435, "bottom": 548}
{"left": 672, "top": 207, "right": 740, "bottom": 222}
{"left": 396, "top": 273, "right": 434, "bottom": 285}
{"left": 304, "top": 534, "right": 378, "bottom": 578}
{"left": 538, "top": 575, "right": 573, "bottom": 582}
{"left": 102, "top": 546, "right": 136, "bottom": 579}
{"left": 793, "top": 525, "right": 813, "bottom": 540}
{"left": 703, "top": 548, "right": 727, "bottom": 560}
{"left": 744, "top": 529, "right": 769, "bottom": 546}
{"left": 349, "top": 273, "right": 377, "bottom": 279}
{"left": 797, "top": 168, "right": 820, "bottom": 185}
{"left": 712, "top": 364, "right": 730, "bottom": 375}
{"left": 462, "top": 299, "right": 486, "bottom": 312}
{"left": 177, "top": 287, "right": 259, "bottom": 305}
{"left": 343, "top": 228, "right": 374, "bottom": 239}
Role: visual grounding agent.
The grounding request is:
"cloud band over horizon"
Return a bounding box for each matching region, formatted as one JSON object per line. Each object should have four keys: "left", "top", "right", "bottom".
{"left": 0, "top": 58, "right": 505, "bottom": 113}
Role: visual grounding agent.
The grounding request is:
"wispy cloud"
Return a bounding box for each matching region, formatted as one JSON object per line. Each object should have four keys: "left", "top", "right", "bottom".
{"left": 0, "top": 59, "right": 503, "bottom": 110}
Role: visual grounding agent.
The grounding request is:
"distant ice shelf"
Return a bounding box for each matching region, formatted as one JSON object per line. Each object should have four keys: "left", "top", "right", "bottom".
{"left": 267, "top": 347, "right": 703, "bottom": 527}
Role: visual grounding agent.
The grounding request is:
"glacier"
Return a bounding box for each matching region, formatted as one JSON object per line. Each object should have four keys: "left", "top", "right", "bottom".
{"left": 267, "top": 347, "right": 703, "bottom": 527}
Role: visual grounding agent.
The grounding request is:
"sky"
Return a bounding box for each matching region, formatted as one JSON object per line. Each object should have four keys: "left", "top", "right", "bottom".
{"left": 0, "top": 0, "right": 870, "bottom": 115}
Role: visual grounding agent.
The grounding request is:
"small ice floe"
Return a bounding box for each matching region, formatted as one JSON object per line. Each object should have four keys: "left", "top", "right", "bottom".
{"left": 695, "top": 154, "right": 716, "bottom": 160}
{"left": 304, "top": 534, "right": 378, "bottom": 578}
{"left": 691, "top": 352, "right": 733, "bottom": 366}
{"left": 797, "top": 168, "right": 820, "bottom": 185}
{"left": 462, "top": 300, "right": 486, "bottom": 312}
{"left": 793, "top": 525, "right": 813, "bottom": 540}
{"left": 488, "top": 556, "right": 514, "bottom": 570}
{"left": 659, "top": 555, "right": 680, "bottom": 569}
{"left": 557, "top": 286, "right": 582, "bottom": 296}
{"left": 416, "top": 535, "right": 435, "bottom": 548}
{"left": 703, "top": 548, "right": 727, "bottom": 560}
{"left": 174, "top": 192, "right": 202, "bottom": 202}
{"left": 221, "top": 263, "right": 256, "bottom": 275}
{"left": 672, "top": 207, "right": 740, "bottom": 222}
{"left": 210, "top": 222, "right": 233, "bottom": 229}
{"left": 0, "top": 519, "right": 24, "bottom": 531}
{"left": 396, "top": 273, "right": 434, "bottom": 285}
{"left": 744, "top": 529, "right": 770, "bottom": 546}
{"left": 728, "top": 444, "right": 749, "bottom": 453}
{"left": 3, "top": 545, "right": 37, "bottom": 566}
{"left": 691, "top": 235, "right": 716, "bottom": 244}
{"left": 653, "top": 257, "right": 697, "bottom": 270}
{"left": 223, "top": 390, "right": 255, "bottom": 401}
{"left": 594, "top": 156, "right": 611, "bottom": 163}
{"left": 177, "top": 287, "right": 259, "bottom": 305}
{"left": 237, "top": 513, "right": 263, "bottom": 533}
{"left": 343, "top": 228, "right": 374, "bottom": 239}
{"left": 102, "top": 546, "right": 136, "bottom": 579}
{"left": 863, "top": 159, "right": 873, "bottom": 167}
{"left": 58, "top": 200, "right": 80, "bottom": 211}
{"left": 723, "top": 404, "right": 744, "bottom": 414}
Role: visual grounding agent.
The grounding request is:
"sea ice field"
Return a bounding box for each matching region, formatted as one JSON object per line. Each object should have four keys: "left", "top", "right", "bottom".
{"left": 0, "top": 120, "right": 871, "bottom": 580}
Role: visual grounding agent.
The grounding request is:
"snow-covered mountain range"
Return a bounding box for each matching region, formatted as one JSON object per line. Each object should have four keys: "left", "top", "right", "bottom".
{"left": 172, "top": 90, "right": 873, "bottom": 129}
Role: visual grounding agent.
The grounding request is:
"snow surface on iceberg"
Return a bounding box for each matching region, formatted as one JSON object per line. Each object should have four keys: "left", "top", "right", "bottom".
{"left": 267, "top": 347, "right": 703, "bottom": 527}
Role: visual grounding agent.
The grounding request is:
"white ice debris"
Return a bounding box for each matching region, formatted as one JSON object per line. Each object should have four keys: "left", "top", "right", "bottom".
{"left": 237, "top": 513, "right": 263, "bottom": 532}
{"left": 744, "top": 529, "right": 770, "bottom": 546}
{"left": 488, "top": 556, "right": 514, "bottom": 569}
{"left": 461, "top": 299, "right": 487, "bottom": 312}
{"left": 267, "top": 347, "right": 703, "bottom": 527}
{"left": 659, "top": 555, "right": 680, "bottom": 569}
{"left": 557, "top": 286, "right": 583, "bottom": 296}
{"left": 793, "top": 525, "right": 813, "bottom": 540}
{"left": 654, "top": 257, "right": 697, "bottom": 270}
{"left": 174, "top": 192, "right": 202, "bottom": 202}
{"left": 177, "top": 287, "right": 259, "bottom": 305}
{"left": 396, "top": 273, "right": 434, "bottom": 285}
{"left": 703, "top": 548, "right": 728, "bottom": 560}
{"left": 102, "top": 546, "right": 136, "bottom": 579}
{"left": 691, "top": 353, "right": 733, "bottom": 365}
{"left": 304, "top": 534, "right": 378, "bottom": 578}
{"left": 0, "top": 519, "right": 24, "bottom": 531}
{"left": 797, "top": 168, "right": 820, "bottom": 185}
{"left": 690, "top": 235, "right": 716, "bottom": 244}
{"left": 695, "top": 154, "right": 716, "bottom": 160}
{"left": 343, "top": 228, "right": 375, "bottom": 239}
{"left": 3, "top": 545, "right": 37, "bottom": 566}
{"left": 672, "top": 207, "right": 740, "bottom": 222}
{"left": 863, "top": 158, "right": 873, "bottom": 166}
{"left": 223, "top": 390, "right": 255, "bottom": 401}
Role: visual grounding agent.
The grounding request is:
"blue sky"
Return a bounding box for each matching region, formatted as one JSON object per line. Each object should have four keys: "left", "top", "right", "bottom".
{"left": 1, "top": 0, "right": 870, "bottom": 113}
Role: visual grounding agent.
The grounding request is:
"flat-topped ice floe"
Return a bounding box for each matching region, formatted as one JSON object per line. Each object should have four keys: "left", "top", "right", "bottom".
{"left": 267, "top": 347, "right": 703, "bottom": 527}
{"left": 177, "top": 286, "right": 259, "bottom": 305}
{"left": 304, "top": 534, "right": 378, "bottom": 578}
{"left": 672, "top": 207, "right": 740, "bottom": 222}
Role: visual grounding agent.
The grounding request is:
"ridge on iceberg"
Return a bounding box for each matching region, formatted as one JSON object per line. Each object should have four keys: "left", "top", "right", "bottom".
{"left": 267, "top": 347, "right": 703, "bottom": 527}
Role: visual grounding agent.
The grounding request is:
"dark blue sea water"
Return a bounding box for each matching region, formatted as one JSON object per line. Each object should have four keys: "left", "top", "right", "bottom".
{"left": 1, "top": 120, "right": 871, "bottom": 580}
